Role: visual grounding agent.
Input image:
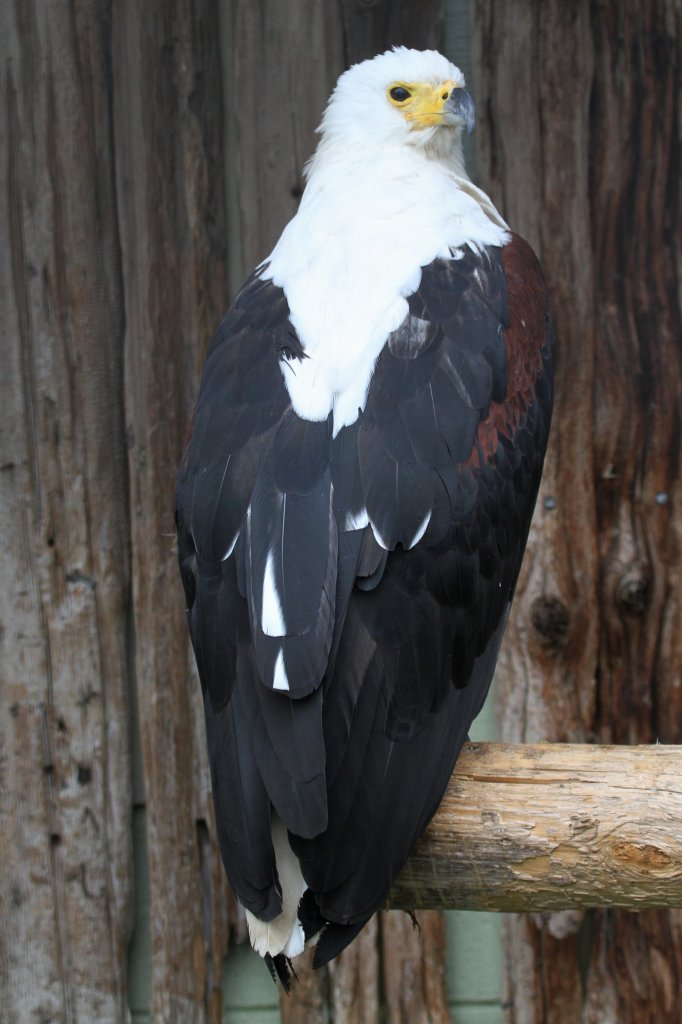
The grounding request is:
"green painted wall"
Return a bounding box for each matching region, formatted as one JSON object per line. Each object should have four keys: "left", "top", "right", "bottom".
{"left": 445, "top": 701, "right": 505, "bottom": 1024}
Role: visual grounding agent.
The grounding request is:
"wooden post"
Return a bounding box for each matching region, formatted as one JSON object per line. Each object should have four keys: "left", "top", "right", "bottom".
{"left": 391, "top": 743, "right": 682, "bottom": 912}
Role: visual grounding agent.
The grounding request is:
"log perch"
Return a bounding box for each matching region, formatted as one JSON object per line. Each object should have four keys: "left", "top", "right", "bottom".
{"left": 390, "top": 743, "right": 682, "bottom": 912}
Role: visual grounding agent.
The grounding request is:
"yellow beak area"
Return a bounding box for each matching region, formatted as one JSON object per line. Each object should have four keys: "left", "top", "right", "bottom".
{"left": 403, "top": 80, "right": 459, "bottom": 129}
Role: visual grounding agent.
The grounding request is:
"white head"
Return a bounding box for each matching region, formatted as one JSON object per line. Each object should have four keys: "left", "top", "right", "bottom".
{"left": 307, "top": 47, "right": 474, "bottom": 175}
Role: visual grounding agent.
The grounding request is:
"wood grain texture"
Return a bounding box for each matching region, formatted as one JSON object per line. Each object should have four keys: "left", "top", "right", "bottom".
{"left": 112, "top": 1, "right": 232, "bottom": 1021}
{"left": 391, "top": 743, "right": 682, "bottom": 912}
{"left": 1, "top": 2, "right": 133, "bottom": 1020}
{"left": 472, "top": 0, "right": 599, "bottom": 749}
{"left": 471, "top": 1, "right": 682, "bottom": 1020}
{"left": 381, "top": 912, "right": 453, "bottom": 1024}
{"left": 224, "top": 0, "right": 344, "bottom": 281}
{"left": 336, "top": 0, "right": 443, "bottom": 66}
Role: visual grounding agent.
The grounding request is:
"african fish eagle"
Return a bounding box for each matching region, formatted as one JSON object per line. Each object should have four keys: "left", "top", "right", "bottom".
{"left": 175, "top": 46, "right": 554, "bottom": 983}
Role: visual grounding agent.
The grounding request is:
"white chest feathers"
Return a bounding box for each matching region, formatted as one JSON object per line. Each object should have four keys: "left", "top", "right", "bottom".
{"left": 261, "top": 146, "right": 508, "bottom": 435}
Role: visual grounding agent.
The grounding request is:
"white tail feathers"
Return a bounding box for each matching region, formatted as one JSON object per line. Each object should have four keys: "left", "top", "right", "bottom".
{"left": 245, "top": 815, "right": 306, "bottom": 959}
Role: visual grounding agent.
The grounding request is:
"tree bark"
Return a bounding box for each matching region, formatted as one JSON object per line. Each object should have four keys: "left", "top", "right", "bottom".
{"left": 113, "top": 1, "right": 232, "bottom": 1021}
{"left": 391, "top": 743, "right": 682, "bottom": 912}
{"left": 1, "top": 2, "right": 132, "bottom": 1020}
{"left": 471, "top": 1, "right": 682, "bottom": 1020}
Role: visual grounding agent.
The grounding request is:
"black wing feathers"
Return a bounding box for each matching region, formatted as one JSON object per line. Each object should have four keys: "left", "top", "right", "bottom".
{"left": 175, "top": 237, "right": 554, "bottom": 953}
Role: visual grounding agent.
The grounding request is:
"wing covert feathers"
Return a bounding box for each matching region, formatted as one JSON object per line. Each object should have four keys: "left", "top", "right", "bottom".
{"left": 175, "top": 234, "right": 554, "bottom": 964}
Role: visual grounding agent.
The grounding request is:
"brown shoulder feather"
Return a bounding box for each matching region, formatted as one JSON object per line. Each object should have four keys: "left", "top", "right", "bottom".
{"left": 473, "top": 232, "right": 549, "bottom": 464}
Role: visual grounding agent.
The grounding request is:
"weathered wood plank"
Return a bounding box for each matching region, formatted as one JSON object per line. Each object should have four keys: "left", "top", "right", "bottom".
{"left": 337, "top": 0, "right": 443, "bottom": 65}
{"left": 471, "top": 1, "right": 682, "bottom": 1019}
{"left": 472, "top": 0, "right": 599, "bottom": 748}
{"left": 223, "top": 0, "right": 344, "bottom": 283}
{"left": 112, "top": 2, "right": 231, "bottom": 1020}
{"left": 0, "top": 2, "right": 133, "bottom": 1020}
{"left": 380, "top": 912, "right": 453, "bottom": 1024}
{"left": 391, "top": 743, "right": 682, "bottom": 912}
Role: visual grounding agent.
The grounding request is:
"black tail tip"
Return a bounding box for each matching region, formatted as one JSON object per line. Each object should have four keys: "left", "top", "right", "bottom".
{"left": 312, "top": 917, "right": 370, "bottom": 968}
{"left": 264, "top": 952, "right": 297, "bottom": 992}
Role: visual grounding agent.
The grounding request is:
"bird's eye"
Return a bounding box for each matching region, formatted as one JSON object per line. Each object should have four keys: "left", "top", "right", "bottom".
{"left": 389, "top": 86, "right": 411, "bottom": 103}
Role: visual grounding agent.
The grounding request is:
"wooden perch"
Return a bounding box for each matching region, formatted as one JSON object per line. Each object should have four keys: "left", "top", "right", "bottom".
{"left": 390, "top": 742, "right": 682, "bottom": 912}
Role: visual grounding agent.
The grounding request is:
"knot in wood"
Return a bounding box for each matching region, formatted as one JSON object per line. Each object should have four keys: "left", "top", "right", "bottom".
{"left": 615, "top": 563, "right": 651, "bottom": 616}
{"left": 530, "top": 596, "right": 570, "bottom": 648}
{"left": 610, "top": 841, "right": 678, "bottom": 877}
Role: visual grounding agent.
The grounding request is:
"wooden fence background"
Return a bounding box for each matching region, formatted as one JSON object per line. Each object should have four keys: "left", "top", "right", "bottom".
{"left": 2, "top": 1, "right": 681, "bottom": 1022}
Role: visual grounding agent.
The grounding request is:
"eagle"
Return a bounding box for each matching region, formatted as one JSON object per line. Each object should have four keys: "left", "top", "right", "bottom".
{"left": 175, "top": 47, "right": 554, "bottom": 984}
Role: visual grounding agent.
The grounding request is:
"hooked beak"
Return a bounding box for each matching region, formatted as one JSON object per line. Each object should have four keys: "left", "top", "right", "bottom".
{"left": 445, "top": 88, "right": 476, "bottom": 135}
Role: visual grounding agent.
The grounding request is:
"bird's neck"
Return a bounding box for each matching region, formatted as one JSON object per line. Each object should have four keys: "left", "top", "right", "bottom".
{"left": 301, "top": 139, "right": 506, "bottom": 233}
{"left": 261, "top": 144, "right": 509, "bottom": 434}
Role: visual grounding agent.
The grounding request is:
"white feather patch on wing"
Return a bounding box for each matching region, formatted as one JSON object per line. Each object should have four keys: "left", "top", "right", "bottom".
{"left": 408, "top": 509, "right": 432, "bottom": 549}
{"left": 221, "top": 530, "right": 239, "bottom": 562}
{"left": 344, "top": 508, "right": 370, "bottom": 532}
{"left": 245, "top": 814, "right": 307, "bottom": 959}
{"left": 369, "top": 516, "right": 391, "bottom": 552}
{"left": 272, "top": 649, "right": 290, "bottom": 692}
{"left": 261, "top": 548, "right": 286, "bottom": 636}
